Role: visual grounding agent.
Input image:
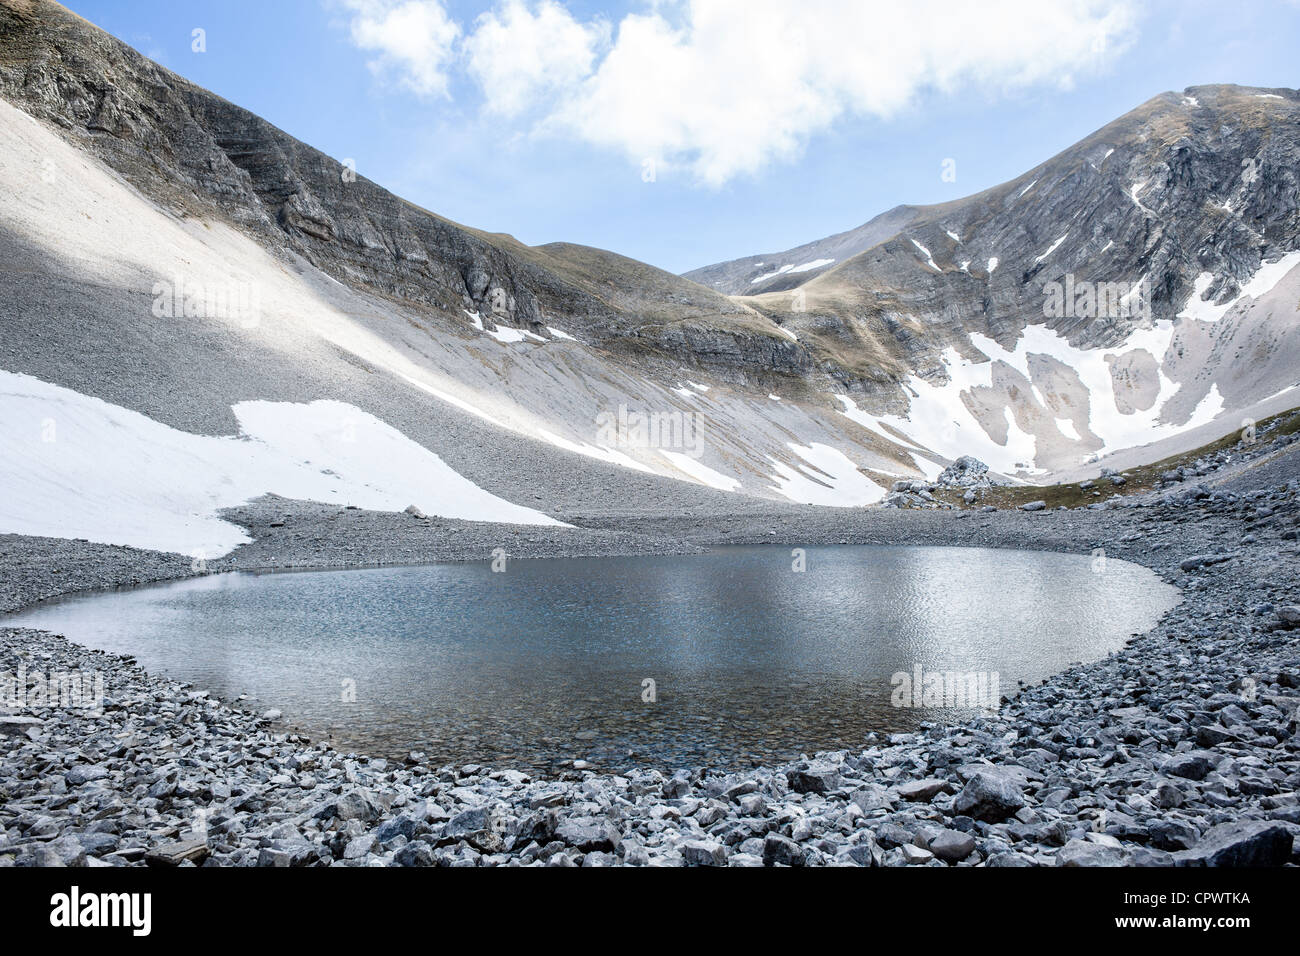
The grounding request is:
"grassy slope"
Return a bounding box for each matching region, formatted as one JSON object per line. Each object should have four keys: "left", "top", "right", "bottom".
{"left": 931, "top": 406, "right": 1300, "bottom": 510}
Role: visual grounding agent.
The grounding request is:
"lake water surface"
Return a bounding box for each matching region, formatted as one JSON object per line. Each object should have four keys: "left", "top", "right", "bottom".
{"left": 6, "top": 545, "right": 1178, "bottom": 772}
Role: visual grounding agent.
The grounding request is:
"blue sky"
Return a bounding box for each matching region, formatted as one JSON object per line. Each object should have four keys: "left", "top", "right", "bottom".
{"left": 63, "top": 0, "right": 1300, "bottom": 274}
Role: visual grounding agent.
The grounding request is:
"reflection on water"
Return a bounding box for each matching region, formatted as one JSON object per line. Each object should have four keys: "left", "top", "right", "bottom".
{"left": 5, "top": 546, "right": 1178, "bottom": 773}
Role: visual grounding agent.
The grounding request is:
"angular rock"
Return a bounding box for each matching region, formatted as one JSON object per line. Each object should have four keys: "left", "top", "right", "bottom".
{"left": 680, "top": 839, "right": 728, "bottom": 866}
{"left": 953, "top": 772, "right": 1026, "bottom": 822}
{"left": 763, "top": 833, "right": 805, "bottom": 867}
{"left": 928, "top": 829, "right": 976, "bottom": 862}
{"left": 445, "top": 805, "right": 510, "bottom": 853}
{"left": 1057, "top": 839, "right": 1125, "bottom": 866}
{"left": 788, "top": 763, "right": 841, "bottom": 794}
{"left": 145, "top": 839, "right": 210, "bottom": 867}
{"left": 1161, "top": 752, "right": 1212, "bottom": 781}
{"left": 896, "top": 778, "right": 950, "bottom": 801}
{"left": 1174, "top": 822, "right": 1293, "bottom": 867}
{"left": 394, "top": 841, "right": 436, "bottom": 867}
{"left": 554, "top": 818, "right": 619, "bottom": 853}
{"left": 65, "top": 764, "right": 109, "bottom": 786}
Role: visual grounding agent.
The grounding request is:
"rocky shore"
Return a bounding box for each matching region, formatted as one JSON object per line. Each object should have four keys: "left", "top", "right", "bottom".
{"left": 2, "top": 436, "right": 1299, "bottom": 867}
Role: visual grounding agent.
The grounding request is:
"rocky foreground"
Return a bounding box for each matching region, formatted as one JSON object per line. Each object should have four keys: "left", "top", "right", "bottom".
{"left": 3, "top": 438, "right": 1300, "bottom": 866}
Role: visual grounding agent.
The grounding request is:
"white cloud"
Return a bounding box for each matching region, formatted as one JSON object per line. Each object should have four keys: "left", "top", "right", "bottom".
{"left": 339, "top": 0, "right": 1142, "bottom": 184}
{"left": 465, "top": 0, "right": 609, "bottom": 117}
{"left": 555, "top": 0, "right": 1141, "bottom": 185}
{"left": 343, "top": 0, "right": 461, "bottom": 97}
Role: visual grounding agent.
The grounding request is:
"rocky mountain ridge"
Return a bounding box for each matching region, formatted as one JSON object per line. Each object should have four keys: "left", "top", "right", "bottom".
{"left": 0, "top": 0, "right": 807, "bottom": 390}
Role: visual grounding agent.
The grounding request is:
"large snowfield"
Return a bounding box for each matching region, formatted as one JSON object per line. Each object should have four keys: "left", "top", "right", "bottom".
{"left": 0, "top": 371, "right": 562, "bottom": 556}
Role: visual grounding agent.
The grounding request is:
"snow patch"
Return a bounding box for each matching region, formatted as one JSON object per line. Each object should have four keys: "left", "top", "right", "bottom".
{"left": 1129, "top": 181, "right": 1153, "bottom": 214}
{"left": 535, "top": 428, "right": 654, "bottom": 473}
{"left": 910, "top": 239, "right": 941, "bottom": 272}
{"left": 751, "top": 263, "right": 795, "bottom": 284}
{"left": 484, "top": 325, "right": 529, "bottom": 343}
{"left": 660, "top": 451, "right": 741, "bottom": 492}
{"left": 768, "top": 443, "right": 884, "bottom": 507}
{"left": 1177, "top": 251, "right": 1300, "bottom": 323}
{"left": 1056, "top": 418, "right": 1082, "bottom": 442}
{"left": 0, "top": 372, "right": 563, "bottom": 556}
{"left": 790, "top": 258, "right": 835, "bottom": 273}
{"left": 872, "top": 319, "right": 1233, "bottom": 474}
{"left": 977, "top": 324, "right": 1226, "bottom": 454}
{"left": 1034, "top": 233, "right": 1069, "bottom": 264}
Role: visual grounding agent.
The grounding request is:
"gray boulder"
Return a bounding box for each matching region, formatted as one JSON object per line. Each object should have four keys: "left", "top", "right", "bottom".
{"left": 928, "top": 829, "right": 976, "bottom": 862}
{"left": 555, "top": 817, "right": 620, "bottom": 853}
{"left": 1174, "top": 822, "right": 1293, "bottom": 867}
{"left": 788, "top": 762, "right": 842, "bottom": 794}
{"left": 937, "top": 456, "right": 992, "bottom": 488}
{"left": 1057, "top": 839, "right": 1126, "bottom": 866}
{"left": 896, "top": 778, "right": 950, "bottom": 801}
{"left": 394, "top": 841, "right": 436, "bottom": 867}
{"left": 763, "top": 833, "right": 805, "bottom": 867}
{"left": 445, "top": 805, "right": 510, "bottom": 853}
{"left": 1161, "top": 752, "right": 1212, "bottom": 781}
{"left": 954, "top": 771, "right": 1026, "bottom": 821}
{"left": 680, "top": 839, "right": 728, "bottom": 866}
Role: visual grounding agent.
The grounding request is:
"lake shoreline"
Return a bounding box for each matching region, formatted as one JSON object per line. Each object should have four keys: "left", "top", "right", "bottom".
{"left": 5, "top": 545, "right": 1177, "bottom": 774}
{"left": 2, "top": 459, "right": 1299, "bottom": 866}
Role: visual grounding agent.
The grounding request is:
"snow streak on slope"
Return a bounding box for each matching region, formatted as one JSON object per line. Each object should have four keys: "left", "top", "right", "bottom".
{"left": 910, "top": 239, "right": 941, "bottom": 272}
{"left": 767, "top": 443, "right": 885, "bottom": 506}
{"left": 750, "top": 258, "right": 837, "bottom": 284}
{"left": 1034, "top": 233, "right": 1069, "bottom": 263}
{"left": 660, "top": 451, "right": 741, "bottom": 492}
{"left": 1177, "top": 251, "right": 1300, "bottom": 323}
{"left": 0, "top": 372, "right": 562, "bottom": 556}
{"left": 535, "top": 429, "right": 654, "bottom": 473}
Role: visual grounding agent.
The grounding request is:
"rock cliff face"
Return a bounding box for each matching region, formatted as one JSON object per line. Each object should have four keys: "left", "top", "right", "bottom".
{"left": 2, "top": 0, "right": 1298, "bottom": 482}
